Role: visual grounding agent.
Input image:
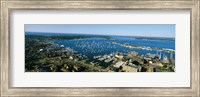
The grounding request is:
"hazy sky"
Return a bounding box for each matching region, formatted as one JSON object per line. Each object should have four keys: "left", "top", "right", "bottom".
{"left": 25, "top": 24, "right": 175, "bottom": 38}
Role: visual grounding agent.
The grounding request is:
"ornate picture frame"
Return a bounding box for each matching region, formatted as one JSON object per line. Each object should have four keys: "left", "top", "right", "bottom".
{"left": 1, "top": 0, "right": 199, "bottom": 96}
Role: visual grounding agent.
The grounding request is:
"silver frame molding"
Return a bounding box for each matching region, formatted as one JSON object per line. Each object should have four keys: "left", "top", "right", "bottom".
{"left": 1, "top": 0, "right": 199, "bottom": 96}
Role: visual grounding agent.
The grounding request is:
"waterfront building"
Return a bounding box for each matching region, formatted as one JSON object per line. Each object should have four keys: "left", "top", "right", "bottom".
{"left": 127, "top": 51, "right": 138, "bottom": 57}
{"left": 115, "top": 54, "right": 123, "bottom": 60}
{"left": 162, "top": 56, "right": 169, "bottom": 63}
{"left": 69, "top": 56, "right": 73, "bottom": 60}
{"left": 152, "top": 62, "right": 163, "bottom": 67}
{"left": 39, "top": 49, "right": 43, "bottom": 52}
{"left": 114, "top": 61, "right": 125, "bottom": 68}
{"left": 111, "top": 61, "right": 125, "bottom": 71}
{"left": 60, "top": 45, "right": 64, "bottom": 48}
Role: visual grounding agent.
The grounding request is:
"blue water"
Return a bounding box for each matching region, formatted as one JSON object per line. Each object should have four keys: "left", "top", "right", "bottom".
{"left": 54, "top": 37, "right": 175, "bottom": 59}
{"left": 26, "top": 32, "right": 175, "bottom": 67}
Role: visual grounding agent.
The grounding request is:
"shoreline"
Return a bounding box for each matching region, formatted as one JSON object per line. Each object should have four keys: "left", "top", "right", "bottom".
{"left": 111, "top": 42, "right": 175, "bottom": 53}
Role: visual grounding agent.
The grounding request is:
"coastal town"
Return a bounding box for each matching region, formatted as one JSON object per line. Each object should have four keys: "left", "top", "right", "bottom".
{"left": 25, "top": 35, "right": 175, "bottom": 72}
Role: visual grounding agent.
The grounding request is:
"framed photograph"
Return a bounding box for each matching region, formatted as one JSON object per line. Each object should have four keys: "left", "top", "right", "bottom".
{"left": 1, "top": 0, "right": 199, "bottom": 96}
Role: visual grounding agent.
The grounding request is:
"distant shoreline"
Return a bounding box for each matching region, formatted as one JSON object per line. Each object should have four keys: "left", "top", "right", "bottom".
{"left": 25, "top": 32, "right": 175, "bottom": 40}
